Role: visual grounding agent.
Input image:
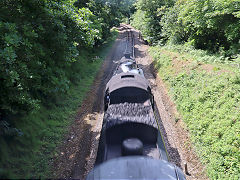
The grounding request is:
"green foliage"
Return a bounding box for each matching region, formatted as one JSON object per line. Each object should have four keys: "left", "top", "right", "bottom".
{"left": 150, "top": 45, "right": 240, "bottom": 179}
{"left": 131, "top": 0, "right": 240, "bottom": 56}
{"left": 131, "top": 9, "right": 151, "bottom": 40}
{"left": 0, "top": 0, "right": 122, "bottom": 178}
{"left": 0, "top": 58, "right": 100, "bottom": 179}
{"left": 0, "top": 28, "right": 118, "bottom": 178}
{"left": 175, "top": 0, "right": 240, "bottom": 55}
{"left": 0, "top": 0, "right": 101, "bottom": 117}
{"left": 131, "top": 0, "right": 175, "bottom": 44}
{"left": 74, "top": 0, "right": 136, "bottom": 42}
{"left": 160, "top": 4, "right": 186, "bottom": 44}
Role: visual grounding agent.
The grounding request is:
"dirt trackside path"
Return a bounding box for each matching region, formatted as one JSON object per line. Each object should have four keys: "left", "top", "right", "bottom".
{"left": 52, "top": 25, "right": 128, "bottom": 179}
{"left": 130, "top": 25, "right": 208, "bottom": 180}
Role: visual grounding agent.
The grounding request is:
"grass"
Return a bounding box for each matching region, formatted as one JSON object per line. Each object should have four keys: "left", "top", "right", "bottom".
{"left": 0, "top": 29, "right": 118, "bottom": 179}
{"left": 149, "top": 44, "right": 240, "bottom": 180}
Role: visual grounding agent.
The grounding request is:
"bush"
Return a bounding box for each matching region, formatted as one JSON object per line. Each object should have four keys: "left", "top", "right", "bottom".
{"left": 130, "top": 0, "right": 174, "bottom": 44}
{"left": 150, "top": 45, "right": 240, "bottom": 179}
{"left": 176, "top": 0, "right": 240, "bottom": 55}
{"left": 0, "top": 0, "right": 101, "bottom": 117}
{"left": 131, "top": 0, "right": 240, "bottom": 56}
{"left": 0, "top": 0, "right": 120, "bottom": 175}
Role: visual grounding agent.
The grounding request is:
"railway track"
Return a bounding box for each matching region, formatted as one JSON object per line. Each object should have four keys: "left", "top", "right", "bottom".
{"left": 124, "top": 27, "right": 135, "bottom": 59}
{"left": 86, "top": 25, "right": 186, "bottom": 180}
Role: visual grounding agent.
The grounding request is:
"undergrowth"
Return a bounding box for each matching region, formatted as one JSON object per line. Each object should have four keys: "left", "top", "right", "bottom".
{"left": 160, "top": 44, "right": 240, "bottom": 65}
{"left": 150, "top": 45, "right": 240, "bottom": 179}
{"left": 0, "top": 30, "right": 118, "bottom": 179}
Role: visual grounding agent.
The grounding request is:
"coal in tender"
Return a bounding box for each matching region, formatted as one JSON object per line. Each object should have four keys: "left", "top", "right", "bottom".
{"left": 105, "top": 103, "right": 151, "bottom": 117}
{"left": 104, "top": 103, "right": 157, "bottom": 128}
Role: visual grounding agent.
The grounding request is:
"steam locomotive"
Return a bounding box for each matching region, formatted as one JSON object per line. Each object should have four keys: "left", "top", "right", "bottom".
{"left": 86, "top": 30, "right": 186, "bottom": 180}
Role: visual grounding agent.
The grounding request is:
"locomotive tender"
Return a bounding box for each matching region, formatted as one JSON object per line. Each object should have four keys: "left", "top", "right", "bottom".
{"left": 86, "top": 29, "right": 186, "bottom": 180}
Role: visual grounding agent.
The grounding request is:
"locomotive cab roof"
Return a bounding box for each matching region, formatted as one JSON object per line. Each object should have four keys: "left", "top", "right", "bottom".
{"left": 105, "top": 72, "right": 151, "bottom": 105}
{"left": 106, "top": 72, "right": 150, "bottom": 93}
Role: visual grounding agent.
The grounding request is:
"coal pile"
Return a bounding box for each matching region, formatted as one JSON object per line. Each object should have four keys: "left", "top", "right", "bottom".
{"left": 104, "top": 103, "right": 157, "bottom": 129}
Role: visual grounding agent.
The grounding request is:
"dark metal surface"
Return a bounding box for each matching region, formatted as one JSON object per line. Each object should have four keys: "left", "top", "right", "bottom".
{"left": 86, "top": 27, "right": 186, "bottom": 180}
{"left": 87, "top": 156, "right": 185, "bottom": 180}
{"left": 106, "top": 72, "right": 150, "bottom": 93}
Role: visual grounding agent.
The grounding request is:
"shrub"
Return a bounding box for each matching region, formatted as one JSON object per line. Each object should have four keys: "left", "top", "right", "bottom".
{"left": 0, "top": 0, "right": 101, "bottom": 117}
{"left": 149, "top": 45, "right": 240, "bottom": 179}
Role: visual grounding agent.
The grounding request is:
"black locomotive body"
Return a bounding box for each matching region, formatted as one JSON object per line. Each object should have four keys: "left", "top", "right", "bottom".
{"left": 86, "top": 29, "right": 186, "bottom": 179}
{"left": 99, "top": 72, "right": 165, "bottom": 162}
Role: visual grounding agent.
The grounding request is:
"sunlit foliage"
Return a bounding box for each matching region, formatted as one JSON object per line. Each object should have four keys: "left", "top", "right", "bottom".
{"left": 131, "top": 0, "right": 240, "bottom": 55}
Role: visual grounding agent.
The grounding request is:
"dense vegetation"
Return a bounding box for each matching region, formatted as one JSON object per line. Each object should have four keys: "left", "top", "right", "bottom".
{"left": 131, "top": 0, "right": 240, "bottom": 56}
{"left": 0, "top": 0, "right": 130, "bottom": 126}
{"left": 0, "top": 1, "right": 101, "bottom": 120}
{"left": 0, "top": 0, "right": 132, "bottom": 178}
{"left": 131, "top": 0, "right": 240, "bottom": 179}
{"left": 150, "top": 45, "right": 240, "bottom": 179}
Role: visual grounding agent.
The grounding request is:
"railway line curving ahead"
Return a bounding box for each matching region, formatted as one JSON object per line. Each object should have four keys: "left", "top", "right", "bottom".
{"left": 86, "top": 26, "right": 186, "bottom": 180}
